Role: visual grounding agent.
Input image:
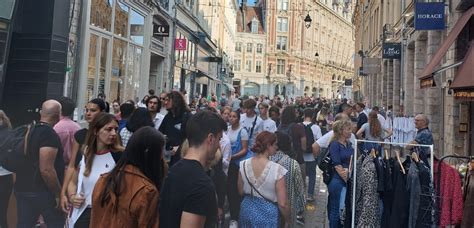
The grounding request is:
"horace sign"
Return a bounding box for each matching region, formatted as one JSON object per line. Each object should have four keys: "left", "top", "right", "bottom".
{"left": 153, "top": 25, "right": 170, "bottom": 37}
{"left": 415, "top": 2, "right": 445, "bottom": 30}
{"left": 383, "top": 43, "right": 401, "bottom": 59}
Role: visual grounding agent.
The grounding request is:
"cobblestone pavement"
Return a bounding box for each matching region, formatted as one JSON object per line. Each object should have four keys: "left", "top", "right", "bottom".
{"left": 302, "top": 171, "right": 329, "bottom": 228}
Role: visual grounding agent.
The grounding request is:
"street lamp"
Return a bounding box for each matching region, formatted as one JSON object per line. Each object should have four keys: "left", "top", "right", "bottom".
{"left": 304, "top": 13, "right": 312, "bottom": 28}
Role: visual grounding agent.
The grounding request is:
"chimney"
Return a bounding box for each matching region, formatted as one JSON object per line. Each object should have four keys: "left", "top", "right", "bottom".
{"left": 241, "top": 0, "right": 247, "bottom": 32}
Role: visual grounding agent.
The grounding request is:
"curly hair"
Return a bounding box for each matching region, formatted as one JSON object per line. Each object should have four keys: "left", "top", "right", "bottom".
{"left": 166, "top": 91, "right": 190, "bottom": 115}
{"left": 331, "top": 120, "right": 352, "bottom": 142}
{"left": 251, "top": 131, "right": 277, "bottom": 154}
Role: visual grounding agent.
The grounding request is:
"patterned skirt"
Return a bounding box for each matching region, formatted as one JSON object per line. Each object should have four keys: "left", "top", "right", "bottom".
{"left": 239, "top": 194, "right": 279, "bottom": 228}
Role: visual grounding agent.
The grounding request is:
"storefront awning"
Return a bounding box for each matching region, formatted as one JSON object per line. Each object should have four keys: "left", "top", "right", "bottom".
{"left": 451, "top": 41, "right": 474, "bottom": 100}
{"left": 222, "top": 83, "right": 235, "bottom": 92}
{"left": 419, "top": 7, "right": 474, "bottom": 86}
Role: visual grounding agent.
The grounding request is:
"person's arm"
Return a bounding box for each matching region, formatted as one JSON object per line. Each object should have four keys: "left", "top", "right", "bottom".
{"left": 383, "top": 128, "right": 393, "bottom": 139}
{"left": 60, "top": 139, "right": 80, "bottom": 212}
{"left": 275, "top": 177, "right": 290, "bottom": 226}
{"left": 67, "top": 164, "right": 85, "bottom": 209}
{"left": 237, "top": 172, "right": 244, "bottom": 196}
{"left": 329, "top": 143, "right": 348, "bottom": 182}
{"left": 312, "top": 142, "right": 321, "bottom": 158}
{"left": 180, "top": 212, "right": 206, "bottom": 228}
{"left": 356, "top": 127, "right": 365, "bottom": 139}
{"left": 39, "top": 147, "right": 61, "bottom": 203}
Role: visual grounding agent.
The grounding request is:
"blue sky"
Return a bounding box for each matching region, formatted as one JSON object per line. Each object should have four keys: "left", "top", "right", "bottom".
{"left": 238, "top": 0, "right": 256, "bottom": 6}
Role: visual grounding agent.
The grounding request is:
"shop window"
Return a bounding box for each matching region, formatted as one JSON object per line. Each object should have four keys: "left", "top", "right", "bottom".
{"left": 130, "top": 10, "right": 144, "bottom": 45}
{"left": 87, "top": 34, "right": 99, "bottom": 102}
{"left": 114, "top": 2, "right": 129, "bottom": 37}
{"left": 110, "top": 38, "right": 127, "bottom": 102}
{"left": 90, "top": 0, "right": 113, "bottom": 31}
{"left": 123, "top": 45, "right": 142, "bottom": 101}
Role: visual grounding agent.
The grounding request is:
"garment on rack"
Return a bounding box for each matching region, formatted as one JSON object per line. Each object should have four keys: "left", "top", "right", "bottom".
{"left": 355, "top": 155, "right": 380, "bottom": 227}
{"left": 416, "top": 161, "right": 434, "bottom": 227}
{"left": 374, "top": 156, "right": 385, "bottom": 193}
{"left": 381, "top": 158, "right": 394, "bottom": 227}
{"left": 407, "top": 159, "right": 421, "bottom": 228}
{"left": 434, "top": 160, "right": 463, "bottom": 227}
{"left": 389, "top": 161, "right": 409, "bottom": 228}
{"left": 461, "top": 169, "right": 474, "bottom": 228}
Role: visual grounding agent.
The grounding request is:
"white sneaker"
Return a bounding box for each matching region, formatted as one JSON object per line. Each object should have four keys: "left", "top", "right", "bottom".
{"left": 229, "top": 220, "right": 238, "bottom": 228}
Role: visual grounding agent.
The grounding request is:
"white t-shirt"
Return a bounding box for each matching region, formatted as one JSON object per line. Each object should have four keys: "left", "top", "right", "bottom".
{"left": 220, "top": 132, "right": 232, "bottom": 175}
{"left": 153, "top": 113, "right": 165, "bottom": 130}
{"left": 377, "top": 114, "right": 386, "bottom": 129}
{"left": 239, "top": 158, "right": 287, "bottom": 202}
{"left": 240, "top": 114, "right": 263, "bottom": 146}
{"left": 302, "top": 121, "right": 323, "bottom": 162}
{"left": 227, "top": 125, "right": 249, "bottom": 146}
{"left": 316, "top": 130, "right": 356, "bottom": 149}
{"left": 261, "top": 118, "right": 277, "bottom": 133}
{"left": 0, "top": 166, "right": 12, "bottom": 176}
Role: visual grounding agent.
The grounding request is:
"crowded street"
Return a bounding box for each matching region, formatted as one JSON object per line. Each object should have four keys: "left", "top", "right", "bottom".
{"left": 1, "top": 0, "right": 474, "bottom": 228}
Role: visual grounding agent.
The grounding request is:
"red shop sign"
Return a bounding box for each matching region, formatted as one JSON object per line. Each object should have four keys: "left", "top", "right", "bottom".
{"left": 175, "top": 38, "right": 187, "bottom": 50}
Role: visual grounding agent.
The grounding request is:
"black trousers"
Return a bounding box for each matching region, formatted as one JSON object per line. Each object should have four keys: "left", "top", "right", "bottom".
{"left": 226, "top": 162, "right": 241, "bottom": 221}
{"left": 0, "top": 174, "right": 13, "bottom": 228}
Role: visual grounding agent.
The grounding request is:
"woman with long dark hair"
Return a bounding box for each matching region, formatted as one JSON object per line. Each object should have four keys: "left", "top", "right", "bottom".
{"left": 67, "top": 113, "right": 124, "bottom": 228}
{"left": 91, "top": 126, "right": 165, "bottom": 227}
{"left": 356, "top": 111, "right": 392, "bottom": 153}
{"left": 119, "top": 107, "right": 154, "bottom": 146}
{"left": 159, "top": 91, "right": 192, "bottom": 166}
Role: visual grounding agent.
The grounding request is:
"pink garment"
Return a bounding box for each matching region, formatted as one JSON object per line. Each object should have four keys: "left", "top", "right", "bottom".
{"left": 434, "top": 160, "right": 463, "bottom": 227}
{"left": 53, "top": 117, "right": 81, "bottom": 166}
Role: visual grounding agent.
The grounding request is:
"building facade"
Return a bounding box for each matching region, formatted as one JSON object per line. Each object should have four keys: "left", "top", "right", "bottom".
{"left": 353, "top": 0, "right": 474, "bottom": 156}
{"left": 233, "top": 1, "right": 267, "bottom": 96}
{"left": 260, "top": 0, "right": 354, "bottom": 99}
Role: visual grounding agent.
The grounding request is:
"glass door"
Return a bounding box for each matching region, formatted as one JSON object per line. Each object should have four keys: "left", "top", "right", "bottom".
{"left": 86, "top": 34, "right": 110, "bottom": 103}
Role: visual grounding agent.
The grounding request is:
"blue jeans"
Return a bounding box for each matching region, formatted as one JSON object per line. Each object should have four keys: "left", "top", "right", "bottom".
{"left": 327, "top": 177, "right": 346, "bottom": 228}
{"left": 15, "top": 191, "right": 65, "bottom": 228}
{"left": 305, "top": 160, "right": 317, "bottom": 196}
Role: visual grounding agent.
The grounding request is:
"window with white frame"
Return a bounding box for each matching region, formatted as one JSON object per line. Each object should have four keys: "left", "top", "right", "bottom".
{"left": 245, "top": 60, "right": 252, "bottom": 72}
{"left": 234, "top": 59, "right": 241, "bottom": 71}
{"left": 246, "top": 43, "right": 253, "bottom": 52}
{"left": 276, "top": 36, "right": 287, "bottom": 51}
{"left": 235, "top": 42, "right": 242, "bottom": 52}
{"left": 277, "top": 0, "right": 289, "bottom": 11}
{"left": 277, "top": 59, "right": 285, "bottom": 74}
{"left": 277, "top": 17, "right": 288, "bottom": 32}
{"left": 251, "top": 18, "right": 259, "bottom": 33}
{"left": 256, "top": 61, "right": 262, "bottom": 73}
{"left": 257, "top": 43, "right": 263, "bottom": 53}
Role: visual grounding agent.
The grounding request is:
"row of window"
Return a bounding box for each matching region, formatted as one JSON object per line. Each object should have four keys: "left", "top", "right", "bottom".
{"left": 235, "top": 43, "right": 263, "bottom": 53}
{"left": 234, "top": 59, "right": 287, "bottom": 75}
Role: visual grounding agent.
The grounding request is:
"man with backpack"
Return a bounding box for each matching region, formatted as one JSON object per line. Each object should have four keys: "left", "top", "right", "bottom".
{"left": 14, "top": 100, "right": 65, "bottom": 227}
{"left": 301, "top": 108, "right": 322, "bottom": 202}
{"left": 240, "top": 99, "right": 263, "bottom": 147}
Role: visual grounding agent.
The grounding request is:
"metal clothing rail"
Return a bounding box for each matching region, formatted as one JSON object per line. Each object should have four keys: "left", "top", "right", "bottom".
{"left": 435, "top": 155, "right": 474, "bottom": 224}
{"left": 351, "top": 139, "right": 434, "bottom": 228}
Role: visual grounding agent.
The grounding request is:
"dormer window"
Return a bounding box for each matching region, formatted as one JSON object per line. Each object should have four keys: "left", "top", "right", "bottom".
{"left": 251, "top": 17, "right": 259, "bottom": 33}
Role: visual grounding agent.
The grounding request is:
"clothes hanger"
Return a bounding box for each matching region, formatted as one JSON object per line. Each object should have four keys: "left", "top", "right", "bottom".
{"left": 411, "top": 151, "right": 420, "bottom": 163}
{"left": 370, "top": 148, "right": 376, "bottom": 158}
{"left": 384, "top": 149, "right": 389, "bottom": 160}
{"left": 395, "top": 150, "right": 406, "bottom": 174}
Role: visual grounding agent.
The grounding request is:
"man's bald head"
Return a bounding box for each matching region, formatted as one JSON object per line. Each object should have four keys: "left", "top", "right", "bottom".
{"left": 41, "top": 99, "right": 61, "bottom": 125}
{"left": 414, "top": 114, "right": 429, "bottom": 129}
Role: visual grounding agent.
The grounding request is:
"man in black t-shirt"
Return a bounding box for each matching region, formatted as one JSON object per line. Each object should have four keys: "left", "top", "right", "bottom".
{"left": 15, "top": 100, "right": 65, "bottom": 228}
{"left": 160, "top": 111, "right": 227, "bottom": 228}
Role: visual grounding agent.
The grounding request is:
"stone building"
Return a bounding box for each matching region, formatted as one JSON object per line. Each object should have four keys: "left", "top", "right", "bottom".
{"left": 257, "top": 0, "right": 354, "bottom": 99}
{"left": 233, "top": 1, "right": 267, "bottom": 96}
{"left": 353, "top": 0, "right": 474, "bottom": 156}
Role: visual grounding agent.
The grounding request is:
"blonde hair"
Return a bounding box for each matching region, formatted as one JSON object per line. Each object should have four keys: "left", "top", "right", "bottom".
{"left": 331, "top": 120, "right": 352, "bottom": 142}
{"left": 0, "top": 110, "right": 12, "bottom": 129}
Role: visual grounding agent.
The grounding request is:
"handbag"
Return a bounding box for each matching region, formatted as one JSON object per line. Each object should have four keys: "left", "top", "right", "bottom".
{"left": 230, "top": 128, "right": 253, "bottom": 165}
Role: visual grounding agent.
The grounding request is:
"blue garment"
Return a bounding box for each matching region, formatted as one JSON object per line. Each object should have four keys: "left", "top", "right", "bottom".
{"left": 306, "top": 160, "right": 317, "bottom": 196}
{"left": 231, "top": 129, "right": 254, "bottom": 165}
{"left": 15, "top": 191, "right": 65, "bottom": 228}
{"left": 327, "top": 177, "right": 346, "bottom": 228}
{"left": 239, "top": 194, "right": 279, "bottom": 228}
{"left": 329, "top": 141, "right": 353, "bottom": 169}
{"left": 407, "top": 160, "right": 420, "bottom": 228}
{"left": 414, "top": 128, "right": 433, "bottom": 163}
{"left": 118, "top": 119, "right": 127, "bottom": 132}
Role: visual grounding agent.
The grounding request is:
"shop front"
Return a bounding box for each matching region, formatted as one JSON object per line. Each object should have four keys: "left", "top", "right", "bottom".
{"left": 77, "top": 0, "right": 153, "bottom": 118}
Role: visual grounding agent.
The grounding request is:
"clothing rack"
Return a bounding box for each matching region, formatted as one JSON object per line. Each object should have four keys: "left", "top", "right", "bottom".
{"left": 351, "top": 139, "right": 434, "bottom": 228}
{"left": 435, "top": 155, "right": 474, "bottom": 225}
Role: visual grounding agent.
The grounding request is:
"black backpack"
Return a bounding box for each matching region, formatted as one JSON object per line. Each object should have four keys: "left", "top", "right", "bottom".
{"left": 0, "top": 122, "right": 37, "bottom": 172}
{"left": 303, "top": 123, "right": 315, "bottom": 154}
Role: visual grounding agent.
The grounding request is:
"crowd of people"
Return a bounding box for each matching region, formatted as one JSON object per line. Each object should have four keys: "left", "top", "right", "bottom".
{"left": 0, "top": 90, "right": 434, "bottom": 228}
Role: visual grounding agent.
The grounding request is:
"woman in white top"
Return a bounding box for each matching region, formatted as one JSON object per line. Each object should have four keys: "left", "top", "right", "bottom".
{"left": 238, "top": 131, "right": 290, "bottom": 227}
{"left": 67, "top": 113, "right": 124, "bottom": 228}
{"left": 227, "top": 110, "right": 250, "bottom": 225}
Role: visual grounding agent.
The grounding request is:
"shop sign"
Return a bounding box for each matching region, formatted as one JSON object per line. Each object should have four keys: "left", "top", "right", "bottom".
{"left": 362, "top": 58, "right": 381, "bottom": 74}
{"left": 153, "top": 25, "right": 170, "bottom": 37}
{"left": 175, "top": 38, "right": 187, "bottom": 50}
{"left": 415, "top": 2, "right": 445, "bottom": 30}
{"left": 383, "top": 43, "right": 401, "bottom": 59}
{"left": 453, "top": 90, "right": 474, "bottom": 100}
{"left": 420, "top": 77, "right": 436, "bottom": 88}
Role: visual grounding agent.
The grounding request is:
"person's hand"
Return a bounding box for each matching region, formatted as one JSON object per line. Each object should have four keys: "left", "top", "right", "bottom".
{"left": 70, "top": 193, "right": 85, "bottom": 209}
{"left": 60, "top": 194, "right": 70, "bottom": 213}
{"left": 217, "top": 208, "right": 224, "bottom": 222}
{"left": 171, "top": 146, "right": 179, "bottom": 156}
